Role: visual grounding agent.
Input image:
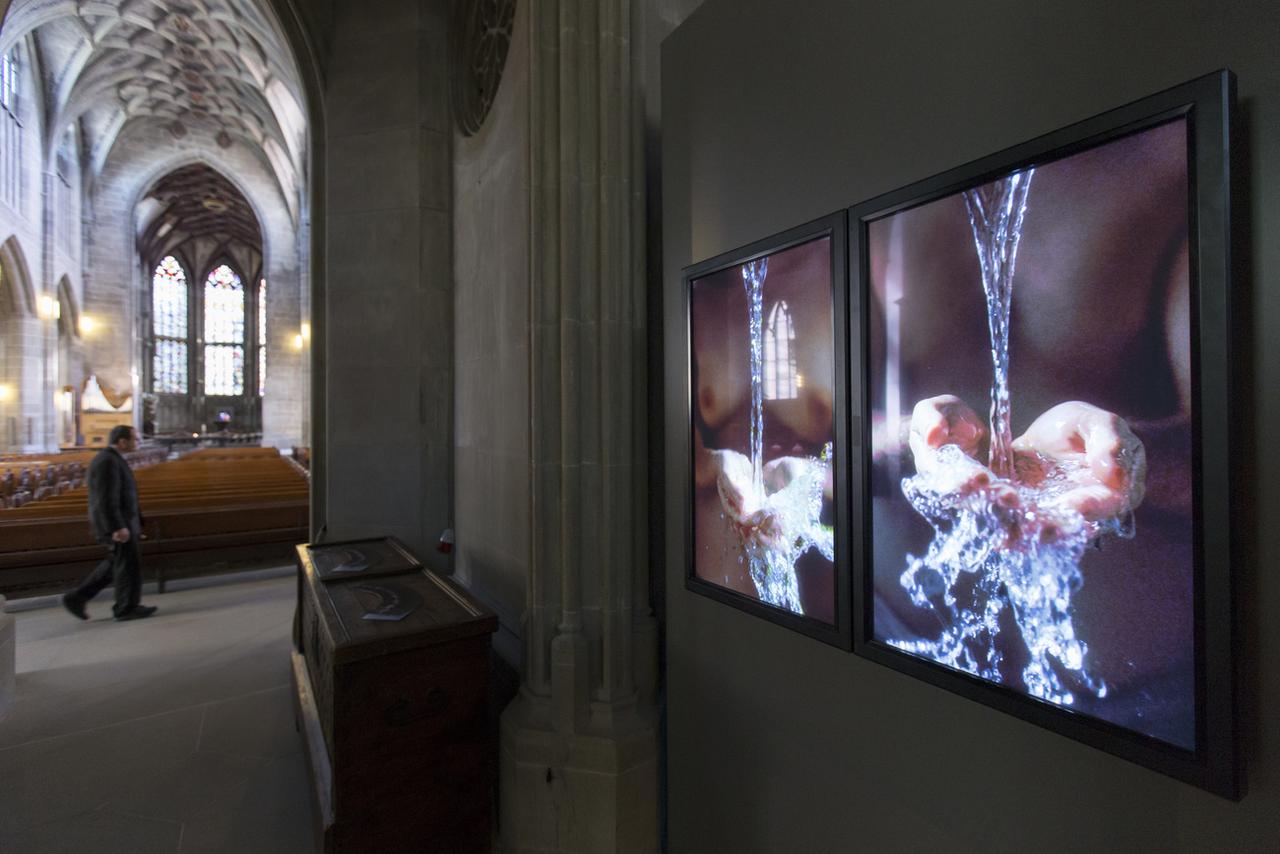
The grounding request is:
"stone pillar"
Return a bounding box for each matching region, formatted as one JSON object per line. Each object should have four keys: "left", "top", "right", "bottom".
{"left": 321, "top": 0, "right": 454, "bottom": 560}
{"left": 39, "top": 171, "right": 57, "bottom": 451}
{"left": 499, "top": 1, "right": 659, "bottom": 851}
{"left": 0, "top": 595, "right": 13, "bottom": 722}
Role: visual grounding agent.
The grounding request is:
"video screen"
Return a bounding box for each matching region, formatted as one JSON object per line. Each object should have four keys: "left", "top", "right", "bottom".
{"left": 867, "top": 118, "right": 1195, "bottom": 748}
{"left": 690, "top": 236, "right": 837, "bottom": 624}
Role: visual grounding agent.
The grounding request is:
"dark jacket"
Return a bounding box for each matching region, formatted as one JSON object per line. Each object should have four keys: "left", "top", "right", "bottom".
{"left": 88, "top": 447, "right": 140, "bottom": 542}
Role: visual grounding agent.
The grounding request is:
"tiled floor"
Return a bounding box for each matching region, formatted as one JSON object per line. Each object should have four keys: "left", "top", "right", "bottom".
{"left": 0, "top": 571, "right": 317, "bottom": 853}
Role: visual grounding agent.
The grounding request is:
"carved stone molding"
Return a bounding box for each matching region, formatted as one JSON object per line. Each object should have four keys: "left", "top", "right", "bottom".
{"left": 450, "top": 0, "right": 516, "bottom": 136}
{"left": 500, "top": 0, "right": 660, "bottom": 850}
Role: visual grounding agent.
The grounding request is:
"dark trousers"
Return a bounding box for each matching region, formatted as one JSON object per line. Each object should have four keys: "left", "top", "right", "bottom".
{"left": 70, "top": 539, "right": 142, "bottom": 617}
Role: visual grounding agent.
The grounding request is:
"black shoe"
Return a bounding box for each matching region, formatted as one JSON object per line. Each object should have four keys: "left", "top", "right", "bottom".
{"left": 62, "top": 593, "right": 88, "bottom": 621}
{"left": 114, "top": 605, "right": 158, "bottom": 622}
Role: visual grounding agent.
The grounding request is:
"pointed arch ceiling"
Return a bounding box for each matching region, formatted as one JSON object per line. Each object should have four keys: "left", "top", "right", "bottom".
{"left": 138, "top": 162, "right": 261, "bottom": 269}
{"left": 0, "top": 0, "right": 305, "bottom": 206}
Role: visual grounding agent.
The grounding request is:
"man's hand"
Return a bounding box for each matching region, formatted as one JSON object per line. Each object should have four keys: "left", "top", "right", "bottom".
{"left": 1012, "top": 400, "right": 1147, "bottom": 521}
{"left": 111, "top": 527, "right": 131, "bottom": 543}
{"left": 908, "top": 395, "right": 993, "bottom": 496}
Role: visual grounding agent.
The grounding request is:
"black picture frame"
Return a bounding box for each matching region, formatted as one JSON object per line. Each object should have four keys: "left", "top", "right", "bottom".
{"left": 849, "top": 70, "right": 1239, "bottom": 797}
{"left": 682, "top": 212, "right": 851, "bottom": 649}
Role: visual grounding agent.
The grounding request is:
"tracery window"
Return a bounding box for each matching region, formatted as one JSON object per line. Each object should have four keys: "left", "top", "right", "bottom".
{"left": 151, "top": 256, "right": 189, "bottom": 394}
{"left": 763, "top": 300, "right": 798, "bottom": 400}
{"left": 0, "top": 50, "right": 21, "bottom": 210}
{"left": 55, "top": 126, "right": 75, "bottom": 251}
{"left": 0, "top": 52, "right": 16, "bottom": 116}
{"left": 257, "top": 279, "right": 267, "bottom": 396}
{"left": 204, "top": 264, "right": 245, "bottom": 395}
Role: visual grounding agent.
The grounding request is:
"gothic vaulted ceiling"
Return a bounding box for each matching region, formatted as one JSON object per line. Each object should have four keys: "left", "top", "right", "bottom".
{"left": 0, "top": 0, "right": 305, "bottom": 212}
{"left": 137, "top": 161, "right": 261, "bottom": 268}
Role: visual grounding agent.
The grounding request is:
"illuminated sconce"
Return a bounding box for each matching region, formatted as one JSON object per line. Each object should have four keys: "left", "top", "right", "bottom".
{"left": 300, "top": 322, "right": 311, "bottom": 343}
{"left": 292, "top": 333, "right": 304, "bottom": 350}
{"left": 795, "top": 373, "right": 805, "bottom": 390}
{"left": 79, "top": 315, "right": 97, "bottom": 335}
{"left": 38, "top": 295, "right": 61, "bottom": 320}
{"left": 0, "top": 383, "right": 13, "bottom": 402}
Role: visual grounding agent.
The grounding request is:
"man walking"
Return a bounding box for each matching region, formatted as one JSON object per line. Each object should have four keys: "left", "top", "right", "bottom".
{"left": 62, "top": 425, "right": 157, "bottom": 622}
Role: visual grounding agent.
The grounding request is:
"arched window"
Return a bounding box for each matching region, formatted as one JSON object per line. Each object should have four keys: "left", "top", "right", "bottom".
{"left": 0, "top": 50, "right": 16, "bottom": 114}
{"left": 0, "top": 48, "right": 22, "bottom": 210}
{"left": 55, "top": 125, "right": 76, "bottom": 251}
{"left": 257, "top": 278, "right": 267, "bottom": 396}
{"left": 152, "top": 256, "right": 189, "bottom": 393}
{"left": 204, "top": 264, "right": 245, "bottom": 395}
{"left": 763, "top": 300, "right": 798, "bottom": 400}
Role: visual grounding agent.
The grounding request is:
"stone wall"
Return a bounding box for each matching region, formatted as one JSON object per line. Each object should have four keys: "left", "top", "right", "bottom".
{"left": 319, "top": 0, "right": 453, "bottom": 563}
{"left": 663, "top": 1, "right": 1280, "bottom": 851}
{"left": 0, "top": 33, "right": 79, "bottom": 453}
{"left": 87, "top": 120, "right": 305, "bottom": 447}
{"left": 452, "top": 0, "right": 530, "bottom": 665}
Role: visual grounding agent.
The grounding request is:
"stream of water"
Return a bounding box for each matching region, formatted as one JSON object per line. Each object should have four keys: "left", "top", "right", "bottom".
{"left": 726, "top": 258, "right": 833, "bottom": 615}
{"left": 889, "top": 171, "right": 1133, "bottom": 707}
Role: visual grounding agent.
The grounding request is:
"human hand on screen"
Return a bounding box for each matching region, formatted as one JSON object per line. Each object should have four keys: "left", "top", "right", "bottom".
{"left": 701, "top": 448, "right": 821, "bottom": 553}
{"left": 908, "top": 394, "right": 1146, "bottom": 529}
{"left": 1012, "top": 400, "right": 1147, "bottom": 521}
{"left": 908, "top": 395, "right": 992, "bottom": 496}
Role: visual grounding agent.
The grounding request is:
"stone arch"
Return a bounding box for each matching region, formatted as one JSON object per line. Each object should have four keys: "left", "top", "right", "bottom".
{"left": 0, "top": 234, "right": 35, "bottom": 450}
{"left": 258, "top": 0, "right": 324, "bottom": 525}
{"left": 0, "top": 0, "right": 325, "bottom": 470}
{"left": 55, "top": 273, "right": 78, "bottom": 333}
{"left": 130, "top": 154, "right": 280, "bottom": 252}
{"left": 0, "top": 235, "right": 34, "bottom": 317}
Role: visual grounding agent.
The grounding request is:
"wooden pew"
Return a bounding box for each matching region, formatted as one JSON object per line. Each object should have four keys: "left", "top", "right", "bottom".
{"left": 0, "top": 448, "right": 310, "bottom": 597}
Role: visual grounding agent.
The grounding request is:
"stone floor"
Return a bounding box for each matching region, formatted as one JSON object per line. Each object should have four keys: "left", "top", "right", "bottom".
{"left": 0, "top": 571, "right": 317, "bottom": 853}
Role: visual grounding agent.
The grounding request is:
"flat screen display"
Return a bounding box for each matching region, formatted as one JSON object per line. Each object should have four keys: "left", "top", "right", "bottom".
{"left": 865, "top": 118, "right": 1196, "bottom": 749}
{"left": 689, "top": 235, "right": 838, "bottom": 625}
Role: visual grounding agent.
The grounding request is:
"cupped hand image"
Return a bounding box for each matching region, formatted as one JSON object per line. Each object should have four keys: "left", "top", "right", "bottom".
{"left": 907, "top": 393, "right": 1147, "bottom": 538}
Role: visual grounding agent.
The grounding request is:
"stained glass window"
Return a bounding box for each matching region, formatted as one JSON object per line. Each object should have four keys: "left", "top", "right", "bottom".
{"left": 204, "top": 264, "right": 244, "bottom": 343}
{"left": 153, "top": 257, "right": 187, "bottom": 338}
{"left": 0, "top": 52, "right": 16, "bottom": 115}
{"left": 205, "top": 345, "right": 244, "bottom": 396}
{"left": 204, "top": 264, "right": 244, "bottom": 395}
{"left": 153, "top": 340, "right": 189, "bottom": 394}
{"left": 1, "top": 51, "right": 20, "bottom": 210}
{"left": 152, "top": 256, "right": 188, "bottom": 393}
{"left": 257, "top": 279, "right": 267, "bottom": 396}
{"left": 764, "top": 300, "right": 798, "bottom": 400}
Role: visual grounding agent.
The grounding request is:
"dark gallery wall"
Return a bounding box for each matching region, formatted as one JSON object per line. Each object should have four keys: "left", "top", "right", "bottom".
{"left": 662, "top": 1, "right": 1279, "bottom": 852}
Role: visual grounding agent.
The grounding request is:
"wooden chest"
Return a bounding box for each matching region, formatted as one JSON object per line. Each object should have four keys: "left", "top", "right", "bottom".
{"left": 292, "top": 539, "right": 497, "bottom": 853}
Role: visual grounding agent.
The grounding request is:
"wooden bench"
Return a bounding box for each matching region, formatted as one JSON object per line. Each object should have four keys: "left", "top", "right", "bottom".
{"left": 0, "top": 448, "right": 310, "bottom": 597}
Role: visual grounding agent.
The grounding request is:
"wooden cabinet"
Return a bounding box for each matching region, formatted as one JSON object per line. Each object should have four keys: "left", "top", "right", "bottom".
{"left": 292, "top": 539, "right": 497, "bottom": 853}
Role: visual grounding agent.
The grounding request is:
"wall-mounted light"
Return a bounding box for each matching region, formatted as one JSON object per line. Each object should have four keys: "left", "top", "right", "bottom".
{"left": 0, "top": 383, "right": 13, "bottom": 402}
{"left": 300, "top": 321, "right": 311, "bottom": 343}
{"left": 38, "top": 295, "right": 61, "bottom": 320}
{"left": 79, "top": 315, "right": 97, "bottom": 336}
{"left": 292, "top": 333, "right": 304, "bottom": 350}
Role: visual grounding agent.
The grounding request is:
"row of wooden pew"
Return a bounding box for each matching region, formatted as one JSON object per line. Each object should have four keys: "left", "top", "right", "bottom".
{"left": 0, "top": 446, "right": 310, "bottom": 598}
{"left": 0, "top": 448, "right": 167, "bottom": 509}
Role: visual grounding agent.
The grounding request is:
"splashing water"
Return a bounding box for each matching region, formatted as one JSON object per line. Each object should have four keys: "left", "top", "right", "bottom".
{"left": 714, "top": 259, "right": 833, "bottom": 614}
{"left": 891, "top": 171, "right": 1134, "bottom": 706}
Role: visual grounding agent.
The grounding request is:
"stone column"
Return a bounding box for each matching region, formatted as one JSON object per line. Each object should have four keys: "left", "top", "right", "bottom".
{"left": 499, "top": 1, "right": 659, "bottom": 851}
{"left": 39, "top": 171, "right": 56, "bottom": 451}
